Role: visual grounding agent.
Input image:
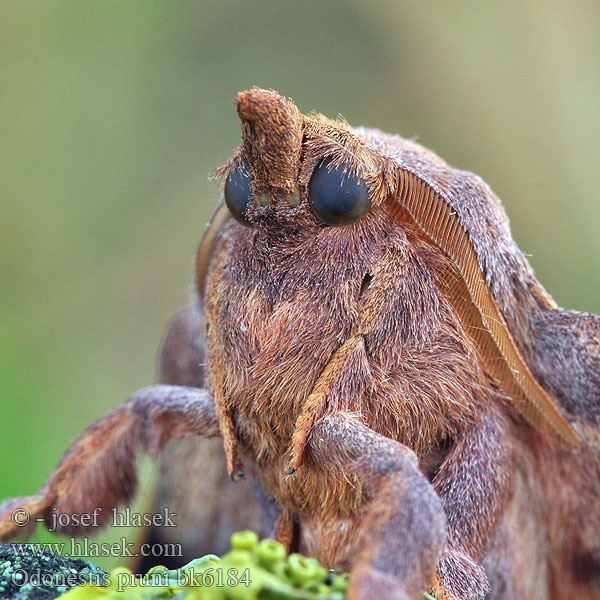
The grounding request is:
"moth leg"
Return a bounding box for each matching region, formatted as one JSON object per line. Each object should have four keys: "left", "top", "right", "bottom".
{"left": 0, "top": 384, "right": 219, "bottom": 541}
{"left": 431, "top": 405, "right": 516, "bottom": 600}
{"left": 308, "top": 413, "right": 447, "bottom": 600}
{"left": 140, "top": 307, "right": 263, "bottom": 565}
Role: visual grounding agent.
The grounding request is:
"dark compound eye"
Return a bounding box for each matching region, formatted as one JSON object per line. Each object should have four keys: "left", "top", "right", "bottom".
{"left": 224, "top": 164, "right": 254, "bottom": 227}
{"left": 309, "top": 158, "right": 371, "bottom": 227}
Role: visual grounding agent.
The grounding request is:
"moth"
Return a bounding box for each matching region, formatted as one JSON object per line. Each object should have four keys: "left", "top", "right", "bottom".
{"left": 1, "top": 88, "right": 599, "bottom": 600}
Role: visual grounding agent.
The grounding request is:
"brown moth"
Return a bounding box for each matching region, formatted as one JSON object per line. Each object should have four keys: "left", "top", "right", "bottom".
{"left": 1, "top": 88, "right": 599, "bottom": 600}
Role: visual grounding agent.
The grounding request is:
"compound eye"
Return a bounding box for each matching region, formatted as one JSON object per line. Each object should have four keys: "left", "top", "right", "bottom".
{"left": 309, "top": 158, "right": 371, "bottom": 226}
{"left": 225, "top": 164, "right": 253, "bottom": 227}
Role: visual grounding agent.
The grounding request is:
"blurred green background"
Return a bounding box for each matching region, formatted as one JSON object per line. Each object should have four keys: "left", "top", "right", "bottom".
{"left": 1, "top": 1, "right": 599, "bottom": 570}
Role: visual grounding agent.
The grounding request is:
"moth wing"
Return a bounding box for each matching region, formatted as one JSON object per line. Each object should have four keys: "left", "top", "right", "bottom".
{"left": 369, "top": 137, "right": 583, "bottom": 449}
{"left": 528, "top": 307, "right": 600, "bottom": 425}
{"left": 196, "top": 200, "right": 230, "bottom": 301}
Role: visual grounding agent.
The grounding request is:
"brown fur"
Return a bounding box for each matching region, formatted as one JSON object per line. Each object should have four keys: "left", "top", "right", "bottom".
{"left": 1, "top": 88, "right": 599, "bottom": 600}
{"left": 203, "top": 89, "right": 599, "bottom": 597}
{"left": 139, "top": 307, "right": 262, "bottom": 567}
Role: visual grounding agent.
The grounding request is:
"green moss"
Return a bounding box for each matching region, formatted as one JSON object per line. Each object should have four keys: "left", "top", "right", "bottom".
{"left": 60, "top": 532, "right": 437, "bottom": 599}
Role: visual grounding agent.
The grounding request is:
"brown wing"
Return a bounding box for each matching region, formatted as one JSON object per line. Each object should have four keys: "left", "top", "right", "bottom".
{"left": 386, "top": 166, "right": 582, "bottom": 450}
{"left": 195, "top": 200, "right": 230, "bottom": 300}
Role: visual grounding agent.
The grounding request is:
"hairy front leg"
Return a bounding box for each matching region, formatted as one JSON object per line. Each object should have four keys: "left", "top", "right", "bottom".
{"left": 307, "top": 413, "right": 447, "bottom": 600}
{"left": 142, "top": 307, "right": 262, "bottom": 564}
{"left": 431, "top": 405, "right": 516, "bottom": 600}
{"left": 0, "top": 385, "right": 220, "bottom": 541}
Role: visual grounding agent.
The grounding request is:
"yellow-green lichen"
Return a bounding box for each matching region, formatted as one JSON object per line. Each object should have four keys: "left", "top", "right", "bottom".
{"left": 61, "top": 531, "right": 437, "bottom": 600}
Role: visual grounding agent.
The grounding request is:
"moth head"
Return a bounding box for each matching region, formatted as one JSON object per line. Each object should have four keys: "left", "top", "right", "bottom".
{"left": 215, "top": 87, "right": 395, "bottom": 228}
